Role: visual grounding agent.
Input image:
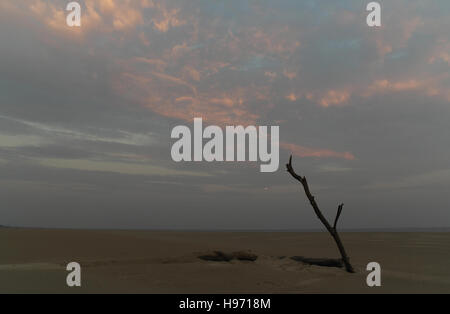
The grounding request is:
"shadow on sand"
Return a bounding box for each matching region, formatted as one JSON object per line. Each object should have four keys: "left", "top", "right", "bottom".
{"left": 290, "top": 256, "right": 343, "bottom": 269}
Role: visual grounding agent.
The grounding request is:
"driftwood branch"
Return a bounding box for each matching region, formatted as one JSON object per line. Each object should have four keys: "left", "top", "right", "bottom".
{"left": 286, "top": 155, "right": 355, "bottom": 273}
{"left": 333, "top": 203, "right": 344, "bottom": 230}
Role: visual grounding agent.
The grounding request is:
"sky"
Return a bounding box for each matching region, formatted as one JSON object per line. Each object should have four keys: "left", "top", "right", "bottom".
{"left": 0, "top": 0, "right": 449, "bottom": 230}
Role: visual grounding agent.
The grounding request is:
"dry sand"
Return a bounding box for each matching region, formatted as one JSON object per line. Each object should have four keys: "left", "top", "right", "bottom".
{"left": 1, "top": 228, "right": 449, "bottom": 293}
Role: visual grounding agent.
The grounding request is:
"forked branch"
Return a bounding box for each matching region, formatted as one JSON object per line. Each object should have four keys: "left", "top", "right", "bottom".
{"left": 334, "top": 203, "right": 344, "bottom": 230}
{"left": 286, "top": 155, "right": 355, "bottom": 273}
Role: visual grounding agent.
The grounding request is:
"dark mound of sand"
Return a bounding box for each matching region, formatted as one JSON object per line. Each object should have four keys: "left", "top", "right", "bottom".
{"left": 232, "top": 251, "right": 258, "bottom": 261}
{"left": 198, "top": 250, "right": 258, "bottom": 262}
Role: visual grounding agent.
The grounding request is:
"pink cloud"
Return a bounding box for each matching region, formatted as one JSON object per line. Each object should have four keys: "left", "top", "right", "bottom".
{"left": 280, "top": 142, "right": 355, "bottom": 160}
{"left": 364, "top": 75, "right": 450, "bottom": 101}
{"left": 305, "top": 89, "right": 351, "bottom": 107}
{"left": 114, "top": 71, "right": 263, "bottom": 126}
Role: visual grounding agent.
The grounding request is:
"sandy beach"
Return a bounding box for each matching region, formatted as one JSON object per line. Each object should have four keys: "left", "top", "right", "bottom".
{"left": 1, "top": 228, "right": 449, "bottom": 293}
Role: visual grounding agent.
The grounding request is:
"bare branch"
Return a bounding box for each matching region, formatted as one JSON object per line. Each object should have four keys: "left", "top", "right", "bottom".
{"left": 286, "top": 155, "right": 333, "bottom": 232}
{"left": 286, "top": 155, "right": 305, "bottom": 183}
{"left": 333, "top": 203, "right": 344, "bottom": 230}
{"left": 286, "top": 155, "right": 355, "bottom": 273}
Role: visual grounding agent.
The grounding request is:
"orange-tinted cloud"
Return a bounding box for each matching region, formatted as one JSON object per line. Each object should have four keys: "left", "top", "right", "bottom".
{"left": 280, "top": 142, "right": 355, "bottom": 160}
{"left": 305, "top": 89, "right": 351, "bottom": 107}
{"left": 114, "top": 71, "right": 262, "bottom": 126}
{"left": 151, "top": 2, "right": 185, "bottom": 32}
{"left": 9, "top": 0, "right": 448, "bottom": 121}
{"left": 286, "top": 93, "right": 298, "bottom": 102}
{"left": 8, "top": 0, "right": 187, "bottom": 37}
{"left": 364, "top": 75, "right": 450, "bottom": 101}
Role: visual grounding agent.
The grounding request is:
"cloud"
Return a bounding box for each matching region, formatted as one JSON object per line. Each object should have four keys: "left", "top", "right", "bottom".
{"left": 364, "top": 169, "right": 450, "bottom": 190}
{"left": 114, "top": 71, "right": 262, "bottom": 125}
{"left": 285, "top": 93, "right": 298, "bottom": 102}
{"left": 0, "top": 115, "right": 155, "bottom": 147}
{"left": 151, "top": 2, "right": 185, "bottom": 32}
{"left": 306, "top": 89, "right": 351, "bottom": 108}
{"left": 280, "top": 142, "right": 355, "bottom": 160}
{"left": 37, "top": 157, "right": 211, "bottom": 177}
{"left": 0, "top": 134, "right": 48, "bottom": 148}
{"left": 3, "top": 0, "right": 187, "bottom": 37}
{"left": 364, "top": 74, "right": 450, "bottom": 102}
{"left": 317, "top": 164, "right": 353, "bottom": 173}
